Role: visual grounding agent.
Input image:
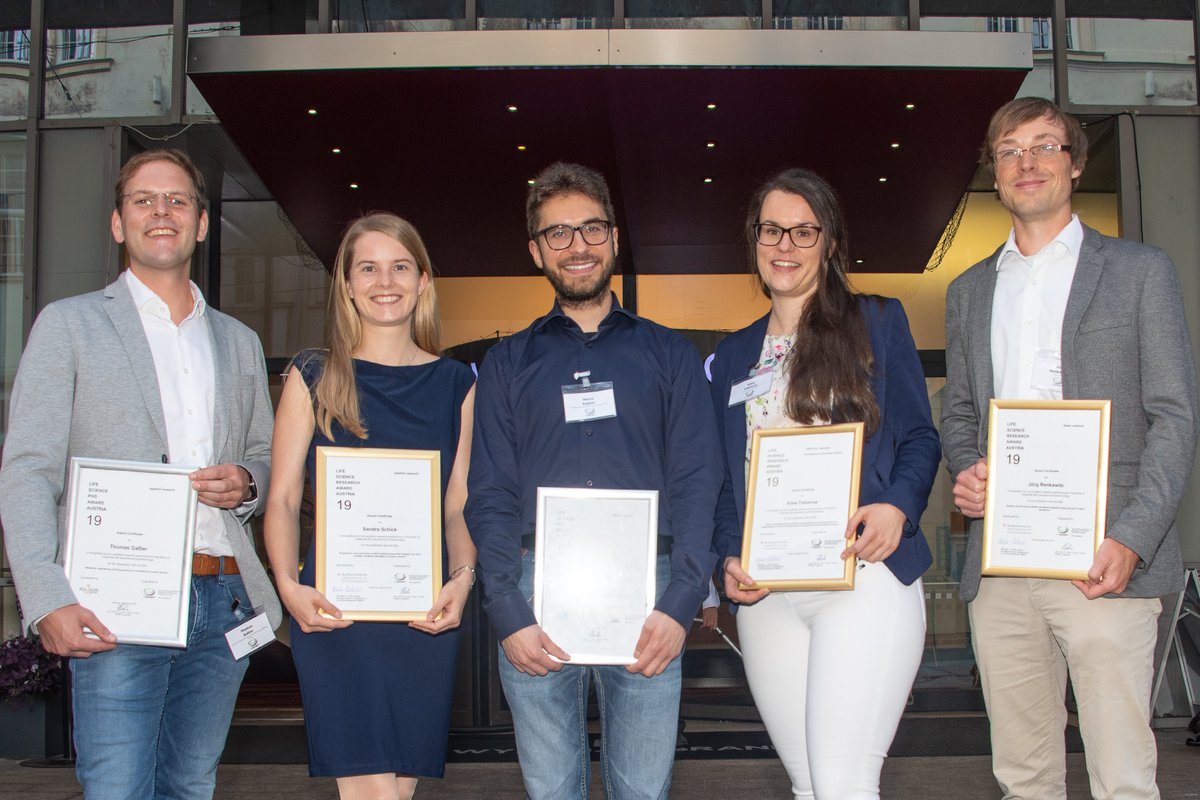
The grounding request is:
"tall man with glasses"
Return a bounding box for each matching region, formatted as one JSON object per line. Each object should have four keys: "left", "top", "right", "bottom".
{"left": 467, "top": 162, "right": 721, "bottom": 799}
{"left": 0, "top": 148, "right": 280, "bottom": 799}
{"left": 941, "top": 97, "right": 1198, "bottom": 799}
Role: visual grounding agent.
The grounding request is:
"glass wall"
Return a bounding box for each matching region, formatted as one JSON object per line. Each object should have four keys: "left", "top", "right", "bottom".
{"left": 0, "top": 5, "right": 31, "bottom": 122}
{"left": 44, "top": 0, "right": 174, "bottom": 119}
{"left": 772, "top": 0, "right": 907, "bottom": 31}
{"left": 334, "top": 0, "right": 468, "bottom": 32}
{"left": 625, "top": 0, "right": 761, "bottom": 30}
{"left": 1066, "top": 3, "right": 1197, "bottom": 106}
{"left": 0, "top": 132, "right": 23, "bottom": 452}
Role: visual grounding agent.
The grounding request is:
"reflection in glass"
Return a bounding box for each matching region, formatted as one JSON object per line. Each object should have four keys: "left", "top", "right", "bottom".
{"left": 625, "top": 0, "right": 759, "bottom": 29}
{"left": 335, "top": 0, "right": 468, "bottom": 32}
{"left": 771, "top": 0, "right": 906, "bottom": 31}
{"left": 0, "top": 132, "right": 25, "bottom": 449}
{"left": 1067, "top": 15, "right": 1197, "bottom": 106}
{"left": 43, "top": 24, "right": 173, "bottom": 118}
{"left": 478, "top": 0, "right": 607, "bottom": 30}
{"left": 219, "top": 202, "right": 327, "bottom": 359}
{"left": 0, "top": 22, "right": 31, "bottom": 121}
{"left": 920, "top": 12, "right": 1054, "bottom": 100}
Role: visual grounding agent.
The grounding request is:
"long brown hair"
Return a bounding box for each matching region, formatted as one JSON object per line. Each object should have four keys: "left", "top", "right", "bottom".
{"left": 745, "top": 168, "right": 879, "bottom": 436}
{"left": 313, "top": 212, "right": 441, "bottom": 440}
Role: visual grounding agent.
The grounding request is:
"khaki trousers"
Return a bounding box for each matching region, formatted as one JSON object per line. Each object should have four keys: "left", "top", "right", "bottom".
{"left": 969, "top": 577, "right": 1162, "bottom": 800}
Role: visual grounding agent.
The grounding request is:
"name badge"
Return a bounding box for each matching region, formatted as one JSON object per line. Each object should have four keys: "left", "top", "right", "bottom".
{"left": 1031, "top": 349, "right": 1063, "bottom": 392}
{"left": 728, "top": 371, "right": 773, "bottom": 407}
{"left": 562, "top": 381, "right": 617, "bottom": 423}
{"left": 225, "top": 608, "right": 275, "bottom": 660}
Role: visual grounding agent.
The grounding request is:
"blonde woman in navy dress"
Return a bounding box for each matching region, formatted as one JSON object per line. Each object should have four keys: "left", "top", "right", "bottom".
{"left": 710, "top": 169, "right": 940, "bottom": 799}
{"left": 264, "top": 213, "right": 476, "bottom": 800}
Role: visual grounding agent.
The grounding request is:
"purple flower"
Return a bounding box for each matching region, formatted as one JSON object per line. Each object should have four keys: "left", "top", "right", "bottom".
{"left": 0, "top": 636, "right": 63, "bottom": 703}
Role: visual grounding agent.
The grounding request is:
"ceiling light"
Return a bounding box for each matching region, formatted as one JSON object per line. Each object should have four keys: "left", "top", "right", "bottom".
{"left": 855, "top": 259, "right": 864, "bottom": 264}
{"left": 890, "top": 142, "right": 900, "bottom": 149}
{"left": 527, "top": 179, "right": 535, "bottom": 185}
{"left": 307, "top": 108, "right": 317, "bottom": 115}
{"left": 331, "top": 147, "right": 342, "bottom": 154}
{"left": 879, "top": 177, "right": 888, "bottom": 183}
{"left": 706, "top": 103, "right": 717, "bottom": 110}
{"left": 706, "top": 142, "right": 716, "bottom": 149}
{"left": 349, "top": 183, "right": 359, "bottom": 189}
{"left": 703, "top": 177, "right": 714, "bottom": 184}
{"left": 507, "top": 104, "right": 518, "bottom": 112}
{"left": 904, "top": 103, "right": 915, "bottom": 110}
{"left": 517, "top": 145, "right": 527, "bottom": 152}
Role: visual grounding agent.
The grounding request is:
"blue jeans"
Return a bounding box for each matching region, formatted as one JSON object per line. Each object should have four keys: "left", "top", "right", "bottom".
{"left": 71, "top": 572, "right": 252, "bottom": 800}
{"left": 500, "top": 551, "right": 679, "bottom": 800}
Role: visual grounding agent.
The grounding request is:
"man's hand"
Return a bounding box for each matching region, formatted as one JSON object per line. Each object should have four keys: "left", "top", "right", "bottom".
{"left": 700, "top": 606, "right": 718, "bottom": 630}
{"left": 843, "top": 502, "right": 905, "bottom": 563}
{"left": 191, "top": 464, "right": 253, "bottom": 509}
{"left": 1073, "top": 538, "right": 1141, "bottom": 599}
{"left": 952, "top": 458, "right": 988, "bottom": 518}
{"left": 722, "top": 556, "right": 769, "bottom": 605}
{"left": 501, "top": 624, "right": 569, "bottom": 676}
{"left": 628, "top": 611, "right": 685, "bottom": 677}
{"left": 37, "top": 604, "right": 117, "bottom": 658}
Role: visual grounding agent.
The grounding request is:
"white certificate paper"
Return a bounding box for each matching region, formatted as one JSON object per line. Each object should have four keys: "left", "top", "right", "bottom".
{"left": 315, "top": 447, "right": 442, "bottom": 621}
{"left": 64, "top": 458, "right": 198, "bottom": 647}
{"left": 741, "top": 424, "right": 863, "bottom": 591}
{"left": 534, "top": 487, "right": 657, "bottom": 665}
{"left": 983, "top": 400, "right": 1111, "bottom": 579}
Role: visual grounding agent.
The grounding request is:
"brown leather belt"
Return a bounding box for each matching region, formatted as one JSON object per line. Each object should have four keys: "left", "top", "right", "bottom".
{"left": 192, "top": 554, "right": 239, "bottom": 576}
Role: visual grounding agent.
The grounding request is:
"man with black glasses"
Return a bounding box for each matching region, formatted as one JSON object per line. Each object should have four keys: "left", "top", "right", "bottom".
{"left": 467, "top": 162, "right": 721, "bottom": 799}
{"left": 942, "top": 97, "right": 1198, "bottom": 799}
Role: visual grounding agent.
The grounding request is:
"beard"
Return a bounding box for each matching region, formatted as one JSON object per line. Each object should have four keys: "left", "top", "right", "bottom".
{"left": 544, "top": 251, "right": 617, "bottom": 307}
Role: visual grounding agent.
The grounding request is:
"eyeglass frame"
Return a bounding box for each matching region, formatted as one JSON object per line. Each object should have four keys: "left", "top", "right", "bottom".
{"left": 120, "top": 191, "right": 201, "bottom": 210}
{"left": 753, "top": 222, "right": 824, "bottom": 249}
{"left": 992, "top": 142, "right": 1072, "bottom": 165}
{"left": 533, "top": 219, "right": 613, "bottom": 251}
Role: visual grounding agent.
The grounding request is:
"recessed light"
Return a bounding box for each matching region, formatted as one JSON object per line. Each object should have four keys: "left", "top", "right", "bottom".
{"left": 904, "top": 103, "right": 915, "bottom": 110}
{"left": 517, "top": 144, "right": 527, "bottom": 151}
{"left": 507, "top": 104, "right": 518, "bottom": 112}
{"left": 706, "top": 103, "right": 717, "bottom": 110}
{"left": 890, "top": 142, "right": 900, "bottom": 149}
{"left": 307, "top": 108, "right": 317, "bottom": 115}
{"left": 703, "top": 177, "right": 714, "bottom": 184}
{"left": 349, "top": 183, "right": 359, "bottom": 189}
{"left": 331, "top": 147, "right": 342, "bottom": 154}
{"left": 706, "top": 142, "right": 716, "bottom": 149}
{"left": 855, "top": 259, "right": 864, "bottom": 264}
{"left": 527, "top": 179, "right": 535, "bottom": 185}
{"left": 879, "top": 177, "right": 888, "bottom": 183}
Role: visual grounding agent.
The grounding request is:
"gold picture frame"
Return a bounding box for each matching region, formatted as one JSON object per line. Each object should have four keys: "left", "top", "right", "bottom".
{"left": 740, "top": 423, "right": 864, "bottom": 591}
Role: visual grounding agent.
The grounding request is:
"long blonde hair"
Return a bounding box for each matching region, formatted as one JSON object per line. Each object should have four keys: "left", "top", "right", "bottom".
{"left": 313, "top": 212, "right": 441, "bottom": 440}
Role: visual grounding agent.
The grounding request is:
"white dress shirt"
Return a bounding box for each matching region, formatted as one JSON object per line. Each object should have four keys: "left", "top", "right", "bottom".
{"left": 124, "top": 270, "right": 231, "bottom": 556}
{"left": 991, "top": 215, "right": 1083, "bottom": 401}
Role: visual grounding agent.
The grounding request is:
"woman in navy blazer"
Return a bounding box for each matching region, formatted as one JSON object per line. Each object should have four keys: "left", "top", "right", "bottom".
{"left": 711, "top": 168, "right": 940, "bottom": 799}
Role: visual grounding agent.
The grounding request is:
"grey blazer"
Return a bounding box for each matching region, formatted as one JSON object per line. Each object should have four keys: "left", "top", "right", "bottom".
{"left": 941, "top": 224, "right": 1199, "bottom": 602}
{"left": 0, "top": 276, "right": 282, "bottom": 633}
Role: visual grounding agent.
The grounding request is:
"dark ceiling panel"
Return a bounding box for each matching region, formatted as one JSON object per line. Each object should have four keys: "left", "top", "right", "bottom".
{"left": 191, "top": 63, "right": 1026, "bottom": 277}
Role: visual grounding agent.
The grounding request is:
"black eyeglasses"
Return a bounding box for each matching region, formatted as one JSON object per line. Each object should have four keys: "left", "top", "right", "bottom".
{"left": 534, "top": 220, "right": 612, "bottom": 251}
{"left": 754, "top": 223, "right": 822, "bottom": 249}
{"left": 993, "top": 143, "right": 1072, "bottom": 164}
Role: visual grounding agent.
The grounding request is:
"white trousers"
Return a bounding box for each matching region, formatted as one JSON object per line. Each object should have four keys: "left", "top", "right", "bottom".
{"left": 738, "top": 562, "right": 926, "bottom": 800}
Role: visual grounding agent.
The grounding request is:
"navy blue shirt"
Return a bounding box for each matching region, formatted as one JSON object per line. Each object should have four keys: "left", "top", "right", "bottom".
{"left": 466, "top": 295, "right": 722, "bottom": 641}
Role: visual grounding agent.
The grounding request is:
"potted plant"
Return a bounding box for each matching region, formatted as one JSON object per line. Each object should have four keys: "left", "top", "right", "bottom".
{"left": 0, "top": 635, "right": 66, "bottom": 759}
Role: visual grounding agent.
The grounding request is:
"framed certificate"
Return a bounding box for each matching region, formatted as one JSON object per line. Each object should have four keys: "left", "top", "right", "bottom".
{"left": 64, "top": 457, "right": 198, "bottom": 648}
{"left": 314, "top": 446, "right": 442, "bottom": 621}
{"left": 534, "top": 487, "right": 658, "bottom": 665}
{"left": 982, "top": 399, "right": 1111, "bottom": 579}
{"left": 740, "top": 423, "right": 864, "bottom": 591}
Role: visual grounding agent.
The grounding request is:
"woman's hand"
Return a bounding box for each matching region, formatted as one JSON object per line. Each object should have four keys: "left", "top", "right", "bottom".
{"left": 410, "top": 571, "right": 472, "bottom": 634}
{"left": 278, "top": 578, "right": 353, "bottom": 634}
{"left": 722, "top": 556, "right": 770, "bottom": 605}
{"left": 843, "top": 503, "right": 906, "bottom": 563}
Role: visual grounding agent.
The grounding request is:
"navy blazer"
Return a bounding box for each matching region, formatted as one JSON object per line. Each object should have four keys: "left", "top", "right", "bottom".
{"left": 710, "top": 295, "right": 940, "bottom": 586}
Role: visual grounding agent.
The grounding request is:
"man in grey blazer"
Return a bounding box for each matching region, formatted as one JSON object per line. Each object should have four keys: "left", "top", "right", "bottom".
{"left": 0, "top": 148, "right": 280, "bottom": 799}
{"left": 942, "top": 98, "right": 1198, "bottom": 800}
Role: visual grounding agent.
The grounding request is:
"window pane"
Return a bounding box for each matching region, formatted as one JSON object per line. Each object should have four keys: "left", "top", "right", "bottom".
{"left": 218, "top": 202, "right": 328, "bottom": 359}
{"left": 920, "top": 5, "right": 1055, "bottom": 100}
{"left": 0, "top": 25, "right": 31, "bottom": 121}
{"left": 478, "top": 0, "right": 610, "bottom": 30}
{"left": 335, "top": 0, "right": 469, "bottom": 32}
{"left": 624, "top": 0, "right": 760, "bottom": 29}
{"left": 0, "top": 132, "right": 25, "bottom": 451}
{"left": 45, "top": 2, "right": 173, "bottom": 119}
{"left": 772, "top": 1, "right": 906, "bottom": 31}
{"left": 1066, "top": 12, "right": 1197, "bottom": 106}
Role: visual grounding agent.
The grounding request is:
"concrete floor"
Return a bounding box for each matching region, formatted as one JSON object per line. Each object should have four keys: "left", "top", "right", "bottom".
{"left": 1, "top": 729, "right": 1196, "bottom": 799}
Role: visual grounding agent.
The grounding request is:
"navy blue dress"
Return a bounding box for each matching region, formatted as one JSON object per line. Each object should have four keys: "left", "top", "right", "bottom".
{"left": 290, "top": 351, "right": 474, "bottom": 778}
